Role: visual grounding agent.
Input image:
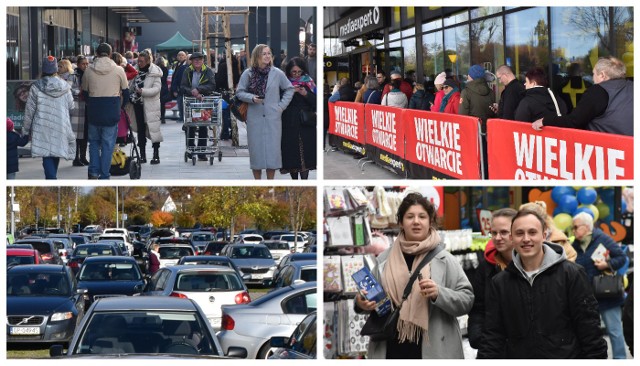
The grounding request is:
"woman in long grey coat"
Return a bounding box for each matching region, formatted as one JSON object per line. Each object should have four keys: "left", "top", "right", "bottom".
{"left": 237, "top": 44, "right": 294, "bottom": 179}
{"left": 355, "top": 193, "right": 474, "bottom": 359}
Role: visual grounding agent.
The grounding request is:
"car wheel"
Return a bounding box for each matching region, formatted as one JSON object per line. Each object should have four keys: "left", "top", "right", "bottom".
{"left": 257, "top": 341, "right": 276, "bottom": 359}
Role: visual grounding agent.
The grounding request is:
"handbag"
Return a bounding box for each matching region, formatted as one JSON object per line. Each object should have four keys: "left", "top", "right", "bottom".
{"left": 300, "top": 109, "right": 316, "bottom": 127}
{"left": 360, "top": 244, "right": 444, "bottom": 342}
{"left": 593, "top": 272, "right": 624, "bottom": 299}
{"left": 230, "top": 95, "right": 248, "bottom": 122}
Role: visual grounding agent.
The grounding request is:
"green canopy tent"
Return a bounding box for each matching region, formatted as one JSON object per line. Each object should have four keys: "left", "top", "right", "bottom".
{"left": 155, "top": 31, "right": 196, "bottom": 53}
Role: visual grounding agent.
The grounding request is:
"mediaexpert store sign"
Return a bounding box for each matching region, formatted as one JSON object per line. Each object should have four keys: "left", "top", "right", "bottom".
{"left": 487, "top": 119, "right": 633, "bottom": 180}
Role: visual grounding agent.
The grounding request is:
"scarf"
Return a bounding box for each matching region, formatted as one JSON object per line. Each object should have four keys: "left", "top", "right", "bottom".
{"left": 248, "top": 66, "right": 270, "bottom": 97}
{"left": 289, "top": 74, "right": 316, "bottom": 94}
{"left": 130, "top": 65, "right": 149, "bottom": 104}
{"left": 382, "top": 229, "right": 441, "bottom": 344}
{"left": 439, "top": 87, "right": 458, "bottom": 112}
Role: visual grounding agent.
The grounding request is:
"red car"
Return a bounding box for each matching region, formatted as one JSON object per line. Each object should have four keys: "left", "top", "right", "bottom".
{"left": 7, "top": 248, "right": 44, "bottom": 267}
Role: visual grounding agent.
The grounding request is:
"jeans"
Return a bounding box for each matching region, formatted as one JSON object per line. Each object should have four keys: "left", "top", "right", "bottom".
{"left": 221, "top": 107, "right": 231, "bottom": 139}
{"left": 601, "top": 306, "right": 627, "bottom": 358}
{"left": 88, "top": 123, "right": 118, "bottom": 180}
{"left": 177, "top": 94, "right": 184, "bottom": 121}
{"left": 42, "top": 157, "right": 60, "bottom": 179}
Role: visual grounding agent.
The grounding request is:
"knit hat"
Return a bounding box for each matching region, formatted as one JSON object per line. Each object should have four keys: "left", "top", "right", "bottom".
{"left": 468, "top": 64, "right": 485, "bottom": 80}
{"left": 96, "top": 43, "right": 112, "bottom": 56}
{"left": 434, "top": 72, "right": 446, "bottom": 85}
{"left": 7, "top": 118, "right": 14, "bottom": 132}
{"left": 42, "top": 55, "right": 58, "bottom": 75}
{"left": 443, "top": 79, "right": 457, "bottom": 89}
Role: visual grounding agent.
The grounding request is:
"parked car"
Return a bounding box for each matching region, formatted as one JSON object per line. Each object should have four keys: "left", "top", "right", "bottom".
{"left": 143, "top": 265, "right": 250, "bottom": 331}
{"left": 220, "top": 244, "right": 276, "bottom": 285}
{"left": 76, "top": 256, "right": 146, "bottom": 307}
{"left": 273, "top": 252, "right": 317, "bottom": 281}
{"left": 69, "top": 234, "right": 92, "bottom": 247}
{"left": 234, "top": 234, "right": 264, "bottom": 244}
{"left": 268, "top": 311, "right": 317, "bottom": 359}
{"left": 7, "top": 248, "right": 44, "bottom": 267}
{"left": 155, "top": 237, "right": 198, "bottom": 253}
{"left": 190, "top": 231, "right": 216, "bottom": 253}
{"left": 50, "top": 296, "right": 247, "bottom": 358}
{"left": 262, "top": 231, "right": 290, "bottom": 240}
{"left": 13, "top": 238, "right": 64, "bottom": 265}
{"left": 66, "top": 243, "right": 124, "bottom": 276}
{"left": 127, "top": 225, "right": 152, "bottom": 241}
{"left": 97, "top": 233, "right": 133, "bottom": 255}
{"left": 82, "top": 225, "right": 104, "bottom": 234}
{"left": 158, "top": 243, "right": 196, "bottom": 268}
{"left": 177, "top": 255, "right": 247, "bottom": 279}
{"left": 276, "top": 234, "right": 307, "bottom": 252}
{"left": 270, "top": 260, "right": 317, "bottom": 290}
{"left": 7, "top": 264, "right": 85, "bottom": 345}
{"left": 203, "top": 241, "right": 230, "bottom": 256}
{"left": 9, "top": 243, "right": 34, "bottom": 250}
{"left": 261, "top": 240, "right": 292, "bottom": 265}
{"left": 45, "top": 234, "right": 75, "bottom": 263}
{"left": 218, "top": 281, "right": 317, "bottom": 359}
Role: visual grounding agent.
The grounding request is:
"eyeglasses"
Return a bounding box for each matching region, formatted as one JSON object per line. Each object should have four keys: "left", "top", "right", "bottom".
{"left": 442, "top": 85, "right": 451, "bottom": 89}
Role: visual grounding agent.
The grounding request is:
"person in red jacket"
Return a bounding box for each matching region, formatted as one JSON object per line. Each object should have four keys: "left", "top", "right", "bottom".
{"left": 439, "top": 79, "right": 461, "bottom": 114}
{"left": 381, "top": 70, "right": 412, "bottom": 102}
{"left": 148, "top": 243, "right": 160, "bottom": 275}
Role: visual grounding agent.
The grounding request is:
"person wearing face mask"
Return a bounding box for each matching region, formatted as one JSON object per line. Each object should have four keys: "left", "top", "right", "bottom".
{"left": 355, "top": 193, "right": 473, "bottom": 359}
{"left": 478, "top": 209, "right": 607, "bottom": 359}
{"left": 236, "top": 44, "right": 294, "bottom": 180}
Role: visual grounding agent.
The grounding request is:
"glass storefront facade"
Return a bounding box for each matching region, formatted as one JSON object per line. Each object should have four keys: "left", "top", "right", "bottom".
{"left": 324, "top": 6, "right": 634, "bottom": 99}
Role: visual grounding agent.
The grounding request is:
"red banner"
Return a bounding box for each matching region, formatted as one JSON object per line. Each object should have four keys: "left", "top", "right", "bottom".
{"left": 487, "top": 119, "right": 634, "bottom": 180}
{"left": 403, "top": 110, "right": 482, "bottom": 179}
{"left": 364, "top": 104, "right": 405, "bottom": 156}
{"left": 328, "top": 101, "right": 366, "bottom": 145}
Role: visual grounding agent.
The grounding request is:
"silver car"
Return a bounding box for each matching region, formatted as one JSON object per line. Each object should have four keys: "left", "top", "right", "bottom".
{"left": 220, "top": 244, "right": 276, "bottom": 285}
{"left": 217, "top": 281, "right": 317, "bottom": 359}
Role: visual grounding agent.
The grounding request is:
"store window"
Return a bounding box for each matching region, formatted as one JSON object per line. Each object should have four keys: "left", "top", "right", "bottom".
{"left": 444, "top": 10, "right": 469, "bottom": 27}
{"left": 470, "top": 15, "right": 503, "bottom": 75}
{"left": 613, "top": 7, "right": 633, "bottom": 78}
{"left": 402, "top": 37, "right": 417, "bottom": 77}
{"left": 444, "top": 24, "right": 470, "bottom": 83}
{"left": 422, "top": 30, "right": 444, "bottom": 81}
{"left": 504, "top": 7, "right": 548, "bottom": 79}
{"left": 422, "top": 18, "right": 443, "bottom": 33}
{"left": 470, "top": 7, "right": 502, "bottom": 19}
{"left": 7, "top": 13, "right": 20, "bottom": 80}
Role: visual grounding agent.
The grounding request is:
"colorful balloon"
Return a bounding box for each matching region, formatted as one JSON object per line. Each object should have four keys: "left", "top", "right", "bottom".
{"left": 595, "top": 203, "right": 611, "bottom": 220}
{"left": 553, "top": 213, "right": 573, "bottom": 231}
{"left": 557, "top": 195, "right": 579, "bottom": 214}
{"left": 577, "top": 187, "right": 598, "bottom": 205}
{"left": 551, "top": 186, "right": 576, "bottom": 203}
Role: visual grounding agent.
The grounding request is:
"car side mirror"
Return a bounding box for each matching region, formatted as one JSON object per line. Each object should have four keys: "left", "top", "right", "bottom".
{"left": 49, "top": 344, "right": 64, "bottom": 357}
{"left": 226, "top": 346, "right": 248, "bottom": 358}
{"left": 270, "top": 336, "right": 287, "bottom": 348}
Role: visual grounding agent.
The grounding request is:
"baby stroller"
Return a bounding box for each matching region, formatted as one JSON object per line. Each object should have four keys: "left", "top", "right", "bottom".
{"left": 111, "top": 108, "right": 142, "bottom": 179}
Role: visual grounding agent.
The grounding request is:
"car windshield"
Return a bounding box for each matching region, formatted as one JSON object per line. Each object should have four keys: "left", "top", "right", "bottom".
{"left": 264, "top": 242, "right": 289, "bottom": 250}
{"left": 78, "top": 262, "right": 141, "bottom": 281}
{"left": 74, "top": 311, "right": 218, "bottom": 355}
{"left": 183, "top": 260, "right": 231, "bottom": 269}
{"left": 192, "top": 234, "right": 213, "bottom": 241}
{"left": 26, "top": 242, "right": 52, "bottom": 254}
{"left": 7, "top": 255, "right": 35, "bottom": 266}
{"left": 7, "top": 272, "right": 70, "bottom": 296}
{"left": 231, "top": 246, "right": 272, "bottom": 259}
{"left": 74, "top": 245, "right": 115, "bottom": 257}
{"left": 159, "top": 247, "right": 194, "bottom": 259}
{"left": 175, "top": 272, "right": 243, "bottom": 292}
{"left": 71, "top": 236, "right": 88, "bottom": 245}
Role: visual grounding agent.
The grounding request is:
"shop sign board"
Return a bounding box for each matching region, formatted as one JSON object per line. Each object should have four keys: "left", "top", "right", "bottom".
{"left": 337, "top": 7, "right": 385, "bottom": 41}
{"left": 403, "top": 109, "right": 482, "bottom": 179}
{"left": 328, "top": 101, "right": 367, "bottom": 155}
{"left": 487, "top": 119, "right": 633, "bottom": 180}
{"left": 364, "top": 104, "right": 405, "bottom": 175}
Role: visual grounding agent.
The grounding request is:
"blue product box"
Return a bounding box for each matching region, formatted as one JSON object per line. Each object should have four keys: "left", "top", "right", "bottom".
{"left": 351, "top": 266, "right": 392, "bottom": 316}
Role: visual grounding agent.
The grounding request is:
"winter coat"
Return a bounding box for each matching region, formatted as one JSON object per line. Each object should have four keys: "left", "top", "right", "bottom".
{"left": 179, "top": 64, "right": 216, "bottom": 97}
{"left": 125, "top": 63, "right": 164, "bottom": 144}
{"left": 442, "top": 91, "right": 461, "bottom": 114}
{"left": 514, "top": 86, "right": 567, "bottom": 122}
{"left": 409, "top": 89, "right": 434, "bottom": 111}
{"left": 459, "top": 77, "right": 495, "bottom": 130}
{"left": 431, "top": 89, "right": 445, "bottom": 112}
{"left": 478, "top": 243, "right": 607, "bottom": 359}
{"left": 22, "top": 76, "right": 76, "bottom": 159}
{"left": 572, "top": 228, "right": 627, "bottom": 311}
{"left": 81, "top": 56, "right": 129, "bottom": 126}
{"left": 170, "top": 61, "right": 188, "bottom": 96}
{"left": 381, "top": 90, "right": 408, "bottom": 108}
{"left": 497, "top": 78, "right": 525, "bottom": 120}
{"left": 237, "top": 67, "right": 294, "bottom": 170}
{"left": 362, "top": 88, "right": 382, "bottom": 105}
{"left": 382, "top": 79, "right": 413, "bottom": 101}
{"left": 7, "top": 131, "right": 29, "bottom": 174}
{"left": 63, "top": 72, "right": 86, "bottom": 139}
{"left": 281, "top": 85, "right": 316, "bottom": 172}
{"left": 365, "top": 246, "right": 474, "bottom": 359}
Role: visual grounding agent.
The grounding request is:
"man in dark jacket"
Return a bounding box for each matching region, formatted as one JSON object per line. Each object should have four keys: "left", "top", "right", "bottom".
{"left": 467, "top": 208, "right": 516, "bottom": 351}
{"left": 170, "top": 51, "right": 188, "bottom": 122}
{"left": 533, "top": 56, "right": 633, "bottom": 136}
{"left": 215, "top": 52, "right": 240, "bottom": 140}
{"left": 478, "top": 209, "right": 607, "bottom": 359}
{"left": 572, "top": 211, "right": 628, "bottom": 359}
{"left": 180, "top": 52, "right": 216, "bottom": 160}
{"left": 492, "top": 65, "right": 525, "bottom": 120}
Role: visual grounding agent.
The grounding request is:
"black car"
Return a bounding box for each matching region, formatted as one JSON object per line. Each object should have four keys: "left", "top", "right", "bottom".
{"left": 69, "top": 234, "right": 92, "bottom": 247}
{"left": 67, "top": 243, "right": 123, "bottom": 276}
{"left": 190, "top": 231, "right": 216, "bottom": 253}
{"left": 13, "top": 238, "right": 64, "bottom": 265}
{"left": 273, "top": 252, "right": 317, "bottom": 281}
{"left": 203, "top": 241, "right": 230, "bottom": 256}
{"left": 7, "top": 264, "right": 85, "bottom": 345}
{"left": 76, "top": 256, "right": 146, "bottom": 307}
{"left": 269, "top": 312, "right": 317, "bottom": 359}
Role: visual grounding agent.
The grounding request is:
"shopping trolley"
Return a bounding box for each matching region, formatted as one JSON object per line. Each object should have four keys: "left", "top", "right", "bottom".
{"left": 183, "top": 94, "right": 224, "bottom": 165}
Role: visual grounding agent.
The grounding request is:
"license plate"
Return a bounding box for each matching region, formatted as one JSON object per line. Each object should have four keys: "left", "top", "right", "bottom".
{"left": 209, "top": 317, "right": 221, "bottom": 326}
{"left": 252, "top": 273, "right": 264, "bottom": 280}
{"left": 10, "top": 326, "right": 40, "bottom": 335}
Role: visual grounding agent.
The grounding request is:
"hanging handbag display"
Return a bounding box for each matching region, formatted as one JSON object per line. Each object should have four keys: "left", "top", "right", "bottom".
{"left": 360, "top": 244, "right": 444, "bottom": 341}
{"left": 593, "top": 271, "right": 624, "bottom": 299}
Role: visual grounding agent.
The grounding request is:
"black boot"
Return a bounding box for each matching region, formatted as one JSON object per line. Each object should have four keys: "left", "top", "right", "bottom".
{"left": 150, "top": 145, "right": 160, "bottom": 165}
{"left": 79, "top": 140, "right": 89, "bottom": 165}
{"left": 73, "top": 140, "right": 84, "bottom": 166}
{"left": 139, "top": 145, "right": 147, "bottom": 164}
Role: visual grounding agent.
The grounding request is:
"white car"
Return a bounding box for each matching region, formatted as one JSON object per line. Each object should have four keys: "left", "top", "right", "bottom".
{"left": 97, "top": 233, "right": 133, "bottom": 255}
{"left": 157, "top": 243, "right": 196, "bottom": 268}
{"left": 235, "top": 234, "right": 264, "bottom": 244}
{"left": 261, "top": 240, "right": 292, "bottom": 265}
{"left": 142, "top": 265, "right": 251, "bottom": 331}
{"left": 277, "top": 234, "right": 307, "bottom": 253}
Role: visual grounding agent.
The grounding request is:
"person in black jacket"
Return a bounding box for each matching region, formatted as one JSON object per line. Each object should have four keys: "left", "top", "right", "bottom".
{"left": 215, "top": 52, "right": 240, "bottom": 140}
{"left": 170, "top": 51, "right": 189, "bottom": 122}
{"left": 155, "top": 56, "right": 170, "bottom": 124}
{"left": 6, "top": 118, "right": 29, "bottom": 179}
{"left": 514, "top": 67, "right": 567, "bottom": 122}
{"left": 478, "top": 209, "right": 607, "bottom": 359}
{"left": 467, "top": 208, "right": 517, "bottom": 351}
{"left": 491, "top": 65, "right": 525, "bottom": 120}
{"left": 408, "top": 83, "right": 433, "bottom": 111}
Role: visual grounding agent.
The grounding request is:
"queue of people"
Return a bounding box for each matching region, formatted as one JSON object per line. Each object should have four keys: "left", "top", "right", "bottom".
{"left": 353, "top": 192, "right": 631, "bottom": 359}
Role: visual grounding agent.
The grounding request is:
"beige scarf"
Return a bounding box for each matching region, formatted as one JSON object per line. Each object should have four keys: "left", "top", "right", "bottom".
{"left": 382, "top": 229, "right": 441, "bottom": 343}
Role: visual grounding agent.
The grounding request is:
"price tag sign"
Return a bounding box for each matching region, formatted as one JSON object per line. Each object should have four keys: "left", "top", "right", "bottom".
{"left": 477, "top": 209, "right": 492, "bottom": 236}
